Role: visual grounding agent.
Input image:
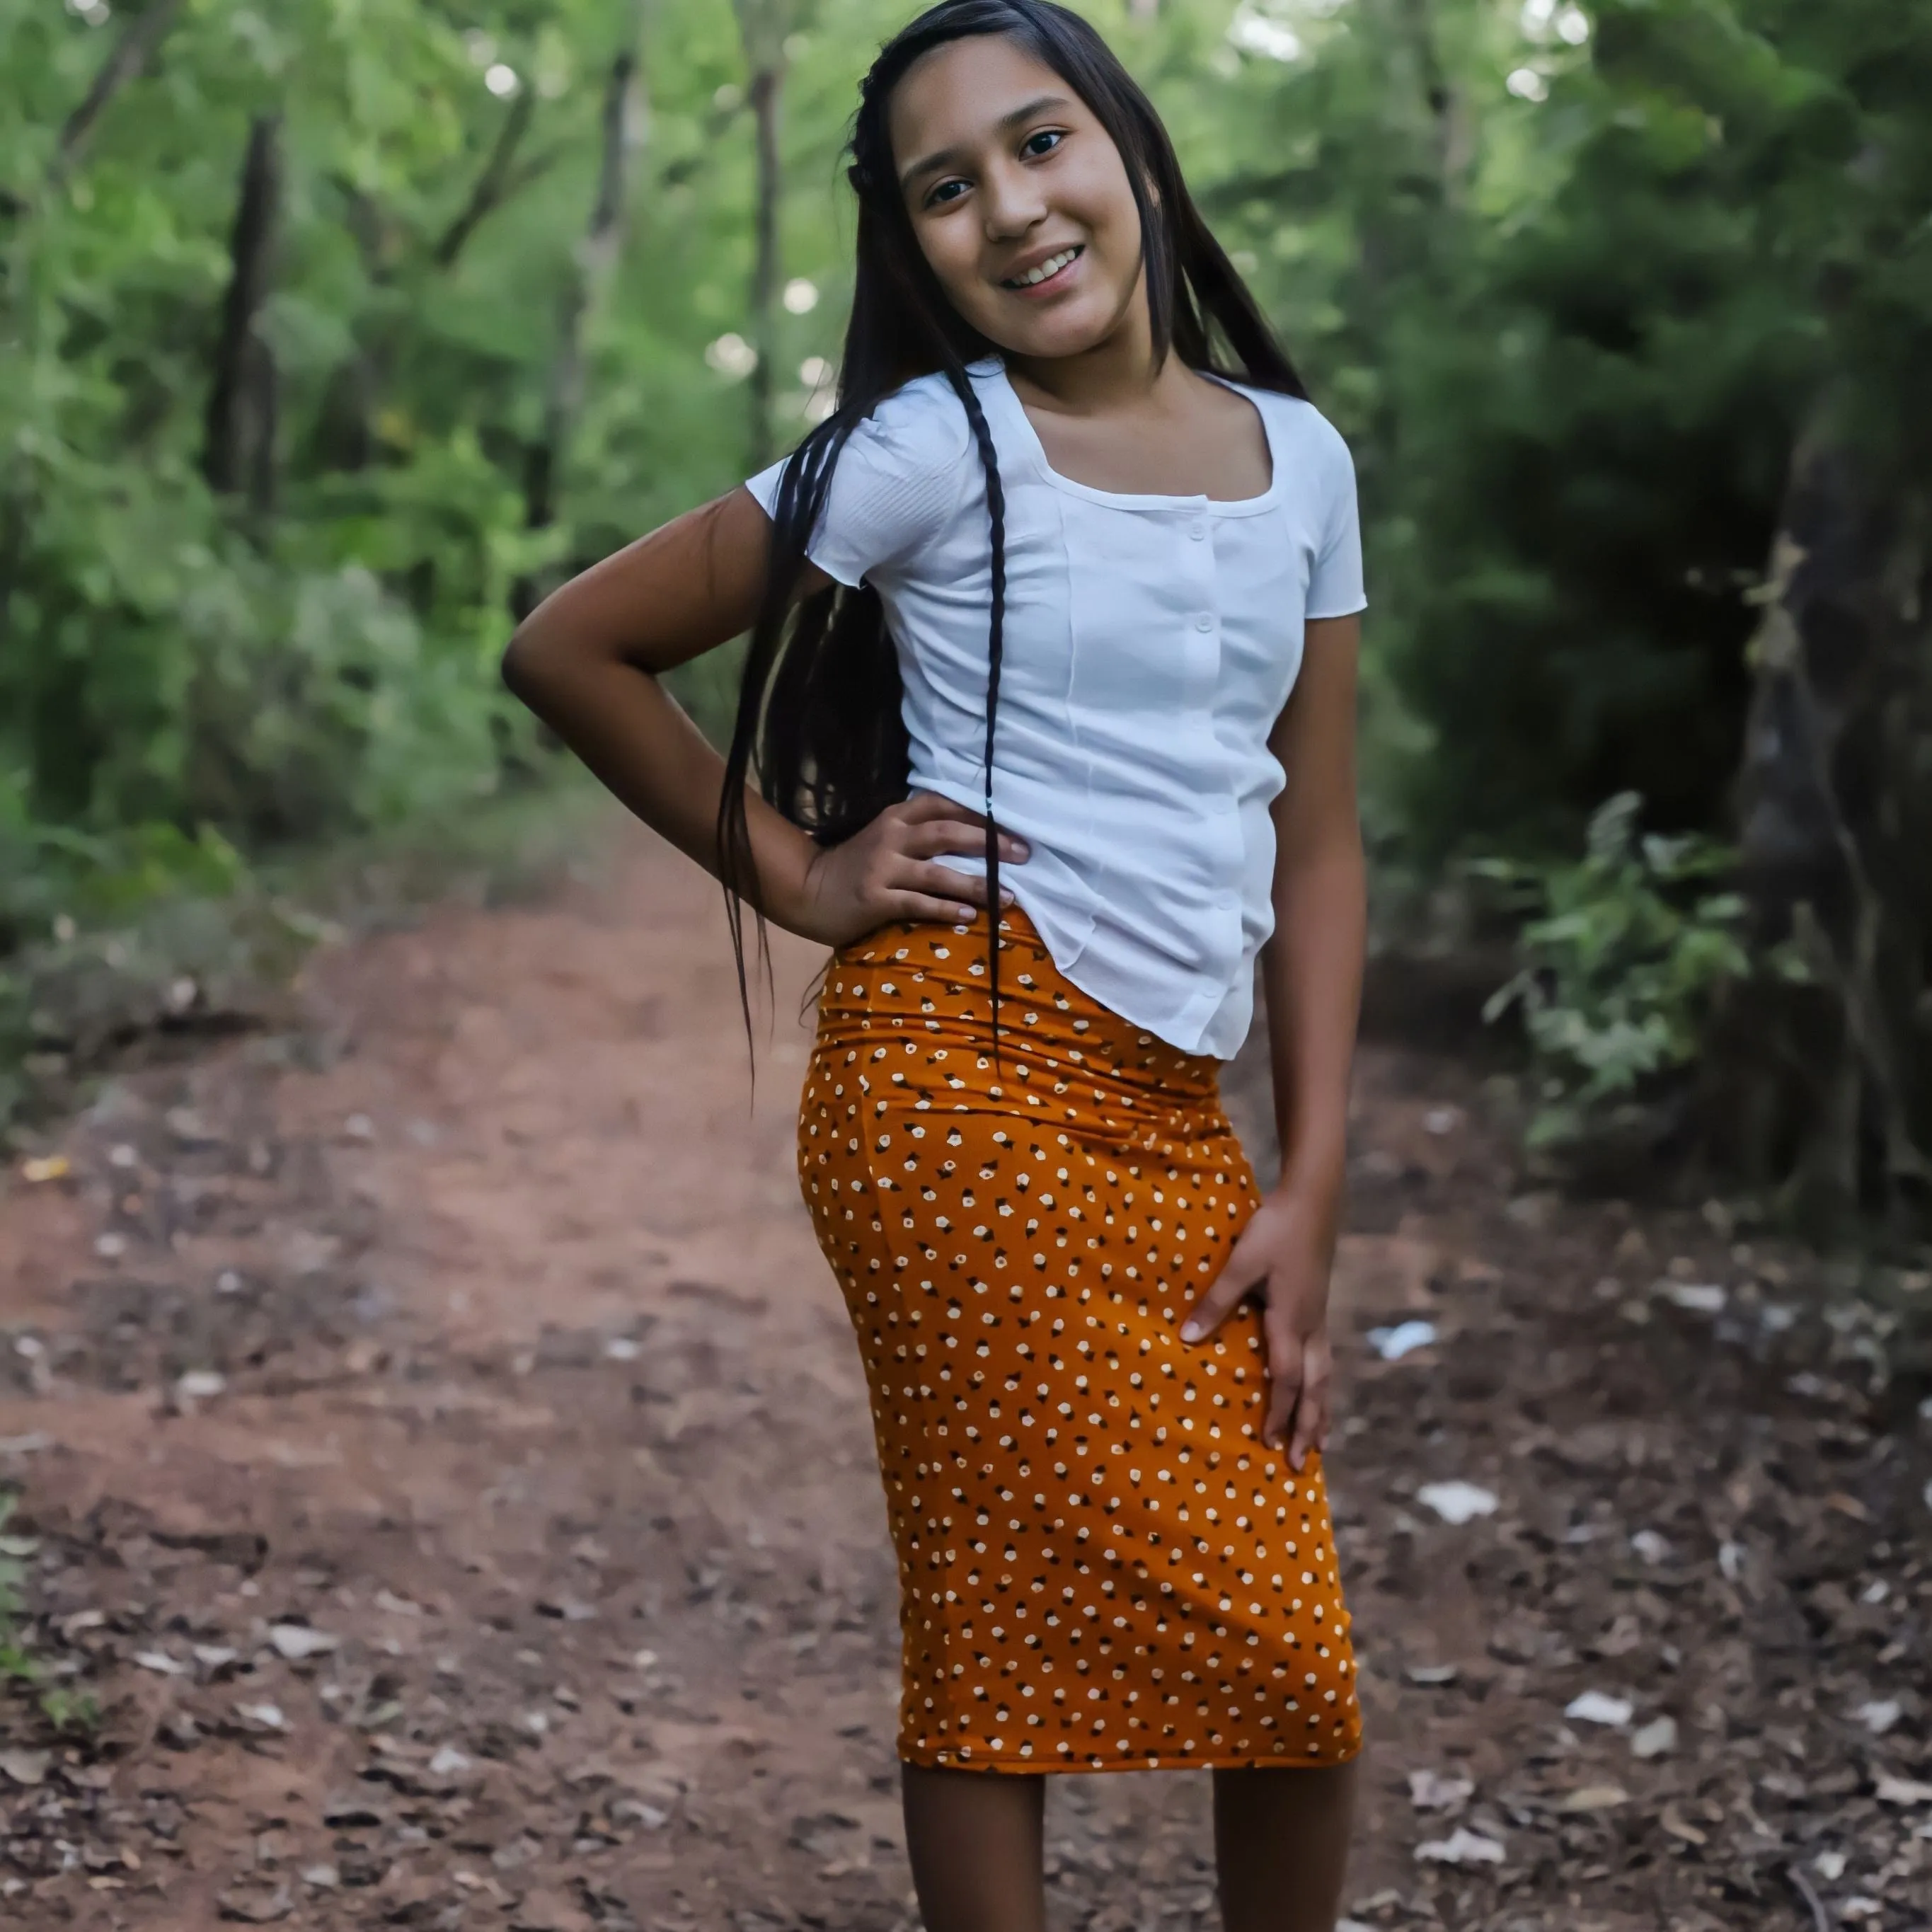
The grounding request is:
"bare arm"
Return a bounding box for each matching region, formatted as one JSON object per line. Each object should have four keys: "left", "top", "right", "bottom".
{"left": 500, "top": 486, "right": 1025, "bottom": 941}
{"left": 1174, "top": 615, "right": 1364, "bottom": 1468}
{"left": 1260, "top": 614, "right": 1366, "bottom": 1202}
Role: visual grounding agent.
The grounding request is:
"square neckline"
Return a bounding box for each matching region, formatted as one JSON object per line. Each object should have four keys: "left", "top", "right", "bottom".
{"left": 970, "top": 356, "right": 1284, "bottom": 517}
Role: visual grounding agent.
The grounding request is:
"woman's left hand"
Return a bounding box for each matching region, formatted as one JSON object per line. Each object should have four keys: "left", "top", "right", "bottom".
{"left": 1175, "top": 1185, "right": 1338, "bottom": 1471}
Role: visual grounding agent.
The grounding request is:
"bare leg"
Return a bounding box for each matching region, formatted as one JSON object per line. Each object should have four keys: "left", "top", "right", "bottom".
{"left": 900, "top": 1761, "right": 1047, "bottom": 1932}
{"left": 1212, "top": 1759, "right": 1359, "bottom": 1932}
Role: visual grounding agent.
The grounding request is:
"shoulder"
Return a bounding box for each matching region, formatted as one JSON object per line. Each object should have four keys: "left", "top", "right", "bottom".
{"left": 844, "top": 370, "right": 976, "bottom": 475}
{"left": 1249, "top": 388, "right": 1356, "bottom": 484}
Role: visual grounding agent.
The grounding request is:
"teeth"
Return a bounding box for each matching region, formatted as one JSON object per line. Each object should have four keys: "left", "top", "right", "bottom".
{"left": 1008, "top": 248, "right": 1079, "bottom": 288}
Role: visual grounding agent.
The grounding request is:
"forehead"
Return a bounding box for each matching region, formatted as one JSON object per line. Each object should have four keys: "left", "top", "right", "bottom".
{"left": 887, "top": 33, "right": 1079, "bottom": 161}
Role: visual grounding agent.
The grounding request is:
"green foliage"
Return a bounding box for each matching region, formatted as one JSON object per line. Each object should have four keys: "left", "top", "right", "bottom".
{"left": 1478, "top": 792, "right": 1771, "bottom": 1146}
{"left": 0, "top": 1491, "right": 37, "bottom": 1686}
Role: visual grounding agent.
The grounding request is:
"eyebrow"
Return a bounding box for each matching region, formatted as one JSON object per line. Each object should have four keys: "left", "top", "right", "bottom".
{"left": 897, "top": 93, "right": 1076, "bottom": 192}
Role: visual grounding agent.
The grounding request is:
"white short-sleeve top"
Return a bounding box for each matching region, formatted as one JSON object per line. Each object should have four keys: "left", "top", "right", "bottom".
{"left": 742, "top": 355, "right": 1365, "bottom": 1060}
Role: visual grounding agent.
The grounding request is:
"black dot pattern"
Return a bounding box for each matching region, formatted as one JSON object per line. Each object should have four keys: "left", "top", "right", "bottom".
{"left": 796, "top": 910, "right": 1361, "bottom": 1773}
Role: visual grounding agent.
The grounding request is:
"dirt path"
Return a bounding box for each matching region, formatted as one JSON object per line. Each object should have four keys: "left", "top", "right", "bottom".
{"left": 2, "top": 827, "right": 1928, "bottom": 1932}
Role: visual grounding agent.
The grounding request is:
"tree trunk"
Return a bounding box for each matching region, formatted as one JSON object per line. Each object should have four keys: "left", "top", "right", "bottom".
{"left": 203, "top": 114, "right": 282, "bottom": 512}
{"left": 1718, "top": 399, "right": 1932, "bottom": 1238}
{"left": 744, "top": 59, "right": 783, "bottom": 471}
{"left": 512, "top": 18, "right": 649, "bottom": 619}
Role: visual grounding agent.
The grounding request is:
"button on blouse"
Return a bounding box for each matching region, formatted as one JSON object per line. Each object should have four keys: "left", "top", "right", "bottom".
{"left": 743, "top": 357, "right": 1367, "bottom": 1060}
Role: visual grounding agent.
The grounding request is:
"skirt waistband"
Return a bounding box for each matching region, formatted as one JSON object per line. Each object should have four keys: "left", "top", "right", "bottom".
{"left": 817, "top": 910, "right": 1226, "bottom": 1142}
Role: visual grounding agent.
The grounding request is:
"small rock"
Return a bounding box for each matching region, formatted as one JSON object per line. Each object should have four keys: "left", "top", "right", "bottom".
{"left": 1422, "top": 1107, "right": 1461, "bottom": 1136}
{"left": 134, "top": 1650, "right": 188, "bottom": 1677}
{"left": 427, "top": 1744, "right": 473, "bottom": 1778}
{"left": 236, "top": 1701, "right": 287, "bottom": 1731}
{"left": 1657, "top": 1280, "right": 1726, "bottom": 1313}
{"left": 1630, "top": 1529, "right": 1672, "bottom": 1565}
{"left": 176, "top": 1369, "right": 227, "bottom": 1403}
{"left": 1417, "top": 1481, "right": 1499, "bottom": 1525}
{"left": 93, "top": 1232, "right": 127, "bottom": 1261}
{"left": 1415, "top": 1827, "right": 1505, "bottom": 1866}
{"left": 1405, "top": 1663, "right": 1460, "bottom": 1686}
{"left": 1814, "top": 1851, "right": 1848, "bottom": 1882}
{"left": 1858, "top": 1699, "right": 1902, "bottom": 1736}
{"left": 299, "top": 1865, "right": 340, "bottom": 1890}
{"left": 1631, "top": 1715, "right": 1678, "bottom": 1759}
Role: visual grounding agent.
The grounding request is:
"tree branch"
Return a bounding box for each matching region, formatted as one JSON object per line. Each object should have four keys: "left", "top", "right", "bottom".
{"left": 433, "top": 89, "right": 536, "bottom": 270}
{"left": 53, "top": 0, "right": 189, "bottom": 183}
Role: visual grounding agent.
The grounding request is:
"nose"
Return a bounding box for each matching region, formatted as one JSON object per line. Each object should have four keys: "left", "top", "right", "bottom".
{"left": 979, "top": 155, "right": 1048, "bottom": 243}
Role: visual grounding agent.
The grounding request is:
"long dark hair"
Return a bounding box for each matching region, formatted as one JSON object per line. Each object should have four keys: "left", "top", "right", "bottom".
{"left": 718, "top": 0, "right": 1306, "bottom": 1057}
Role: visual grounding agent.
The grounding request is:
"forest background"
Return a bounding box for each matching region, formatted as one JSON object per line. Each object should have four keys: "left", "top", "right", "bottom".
{"left": 2, "top": 0, "right": 1928, "bottom": 1246}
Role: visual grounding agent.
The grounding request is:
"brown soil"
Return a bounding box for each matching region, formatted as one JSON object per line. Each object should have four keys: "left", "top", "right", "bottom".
{"left": 2, "top": 826, "right": 1928, "bottom": 1932}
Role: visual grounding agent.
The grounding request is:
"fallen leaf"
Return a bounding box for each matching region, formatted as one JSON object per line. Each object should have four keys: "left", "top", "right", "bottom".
{"left": 134, "top": 1650, "right": 187, "bottom": 1677}
{"left": 268, "top": 1623, "right": 340, "bottom": 1661}
{"left": 1560, "top": 1783, "right": 1629, "bottom": 1812}
{"left": 1827, "top": 1493, "right": 1871, "bottom": 1523}
{"left": 1875, "top": 1774, "right": 1932, "bottom": 1806}
{"left": 1417, "top": 1481, "right": 1499, "bottom": 1524}
{"left": 0, "top": 1749, "right": 50, "bottom": 1788}
{"left": 1367, "top": 1320, "right": 1438, "bottom": 1362}
{"left": 1407, "top": 1769, "right": 1473, "bottom": 1812}
{"left": 20, "top": 1155, "right": 71, "bottom": 1184}
{"left": 509, "top": 1887, "right": 595, "bottom": 1932}
{"left": 1661, "top": 1805, "right": 1708, "bottom": 1846}
{"left": 1565, "top": 1690, "right": 1634, "bottom": 1727}
{"left": 217, "top": 1884, "right": 293, "bottom": 1924}
{"left": 1415, "top": 1827, "right": 1505, "bottom": 1866}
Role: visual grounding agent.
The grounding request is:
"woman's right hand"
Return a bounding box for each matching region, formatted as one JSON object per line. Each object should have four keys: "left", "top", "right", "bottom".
{"left": 785, "top": 791, "right": 1030, "bottom": 949}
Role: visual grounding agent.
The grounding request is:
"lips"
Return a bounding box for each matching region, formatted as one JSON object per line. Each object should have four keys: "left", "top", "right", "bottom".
{"left": 1000, "top": 243, "right": 1084, "bottom": 291}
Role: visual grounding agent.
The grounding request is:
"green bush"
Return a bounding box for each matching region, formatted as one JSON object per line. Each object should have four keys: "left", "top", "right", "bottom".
{"left": 1478, "top": 792, "right": 1788, "bottom": 1149}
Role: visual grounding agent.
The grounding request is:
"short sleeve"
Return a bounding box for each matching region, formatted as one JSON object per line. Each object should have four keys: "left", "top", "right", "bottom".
{"left": 1306, "top": 422, "right": 1367, "bottom": 621}
{"left": 742, "top": 379, "right": 972, "bottom": 590}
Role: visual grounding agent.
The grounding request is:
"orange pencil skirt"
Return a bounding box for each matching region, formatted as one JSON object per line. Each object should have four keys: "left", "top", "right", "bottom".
{"left": 796, "top": 907, "right": 1361, "bottom": 1773}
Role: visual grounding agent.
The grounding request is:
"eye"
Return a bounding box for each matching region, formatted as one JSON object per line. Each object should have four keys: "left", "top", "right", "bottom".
{"left": 1020, "top": 128, "right": 1066, "bottom": 159}
{"left": 925, "top": 176, "right": 971, "bottom": 209}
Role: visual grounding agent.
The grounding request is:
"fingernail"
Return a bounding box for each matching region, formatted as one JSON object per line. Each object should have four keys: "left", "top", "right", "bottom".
{"left": 1008, "top": 841, "right": 1030, "bottom": 860}
{"left": 1179, "top": 1320, "right": 1202, "bottom": 1342}
{"left": 999, "top": 888, "right": 1015, "bottom": 905}
{"left": 957, "top": 906, "right": 975, "bottom": 922}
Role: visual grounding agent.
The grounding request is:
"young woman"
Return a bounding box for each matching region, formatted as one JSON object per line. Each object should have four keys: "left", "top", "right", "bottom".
{"left": 502, "top": 3, "right": 1367, "bottom": 1926}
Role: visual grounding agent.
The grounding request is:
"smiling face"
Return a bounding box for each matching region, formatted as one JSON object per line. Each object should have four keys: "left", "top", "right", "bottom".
{"left": 888, "top": 33, "right": 1147, "bottom": 364}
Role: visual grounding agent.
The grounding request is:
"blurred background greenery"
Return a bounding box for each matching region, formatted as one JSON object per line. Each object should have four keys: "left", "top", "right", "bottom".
{"left": 2, "top": 0, "right": 1928, "bottom": 1240}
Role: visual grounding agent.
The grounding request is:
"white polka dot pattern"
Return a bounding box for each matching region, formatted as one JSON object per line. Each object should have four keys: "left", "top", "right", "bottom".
{"left": 796, "top": 910, "right": 1362, "bottom": 1773}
